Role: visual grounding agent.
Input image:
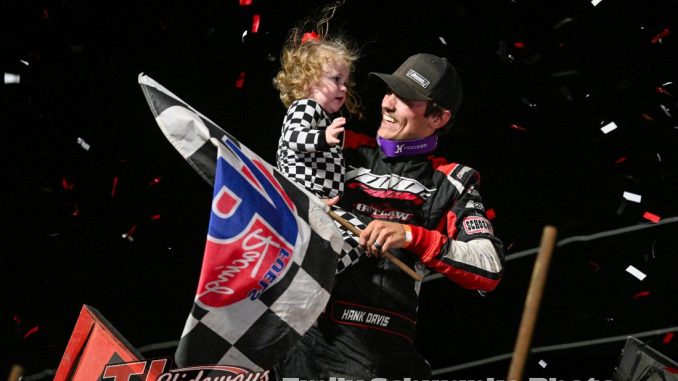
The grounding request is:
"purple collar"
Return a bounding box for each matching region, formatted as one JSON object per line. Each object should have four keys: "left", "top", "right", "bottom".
{"left": 376, "top": 135, "right": 438, "bottom": 158}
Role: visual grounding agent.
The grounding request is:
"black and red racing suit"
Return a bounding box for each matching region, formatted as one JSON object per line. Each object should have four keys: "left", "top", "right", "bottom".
{"left": 273, "top": 131, "right": 505, "bottom": 380}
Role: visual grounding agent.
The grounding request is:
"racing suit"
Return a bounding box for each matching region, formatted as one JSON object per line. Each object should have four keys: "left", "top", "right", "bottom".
{"left": 273, "top": 131, "right": 505, "bottom": 380}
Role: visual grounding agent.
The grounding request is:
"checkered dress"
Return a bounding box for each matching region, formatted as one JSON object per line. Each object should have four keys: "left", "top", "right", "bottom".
{"left": 276, "top": 99, "right": 344, "bottom": 199}
{"left": 276, "top": 99, "right": 363, "bottom": 273}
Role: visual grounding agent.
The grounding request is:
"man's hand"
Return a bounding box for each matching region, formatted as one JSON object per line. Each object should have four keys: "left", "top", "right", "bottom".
{"left": 323, "top": 196, "right": 339, "bottom": 206}
{"left": 359, "top": 220, "right": 407, "bottom": 257}
{"left": 325, "top": 117, "right": 346, "bottom": 146}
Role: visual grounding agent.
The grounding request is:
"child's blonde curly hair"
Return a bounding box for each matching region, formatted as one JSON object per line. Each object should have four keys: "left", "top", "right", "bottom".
{"left": 273, "top": 2, "right": 362, "bottom": 118}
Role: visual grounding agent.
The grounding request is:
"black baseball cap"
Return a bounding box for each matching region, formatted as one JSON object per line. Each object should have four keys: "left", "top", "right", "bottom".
{"left": 370, "top": 53, "right": 463, "bottom": 113}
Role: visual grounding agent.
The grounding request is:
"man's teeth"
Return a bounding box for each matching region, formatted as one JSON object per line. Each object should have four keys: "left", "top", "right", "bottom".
{"left": 383, "top": 114, "right": 396, "bottom": 123}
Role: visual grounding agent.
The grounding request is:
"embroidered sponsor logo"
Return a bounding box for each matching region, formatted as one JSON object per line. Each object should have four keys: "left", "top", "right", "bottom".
{"left": 462, "top": 216, "right": 493, "bottom": 235}
{"left": 355, "top": 203, "right": 414, "bottom": 222}
{"left": 406, "top": 69, "right": 431, "bottom": 88}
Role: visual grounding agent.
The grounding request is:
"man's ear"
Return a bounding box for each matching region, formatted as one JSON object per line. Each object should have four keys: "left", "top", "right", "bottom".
{"left": 430, "top": 110, "right": 452, "bottom": 131}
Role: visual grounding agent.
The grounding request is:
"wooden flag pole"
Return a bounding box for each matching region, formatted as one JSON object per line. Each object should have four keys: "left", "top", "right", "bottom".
{"left": 328, "top": 210, "right": 423, "bottom": 282}
{"left": 507, "top": 226, "right": 558, "bottom": 381}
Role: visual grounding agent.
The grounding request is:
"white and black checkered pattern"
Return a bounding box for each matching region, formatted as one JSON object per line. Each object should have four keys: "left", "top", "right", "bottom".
{"left": 139, "top": 74, "right": 343, "bottom": 371}
{"left": 331, "top": 206, "right": 367, "bottom": 274}
{"left": 276, "top": 99, "right": 344, "bottom": 199}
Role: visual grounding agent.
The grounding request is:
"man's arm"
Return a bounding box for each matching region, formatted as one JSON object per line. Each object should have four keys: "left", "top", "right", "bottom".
{"left": 360, "top": 167, "right": 504, "bottom": 291}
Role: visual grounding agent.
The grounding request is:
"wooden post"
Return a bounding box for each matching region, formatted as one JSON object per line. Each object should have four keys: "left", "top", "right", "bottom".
{"left": 507, "top": 226, "right": 558, "bottom": 381}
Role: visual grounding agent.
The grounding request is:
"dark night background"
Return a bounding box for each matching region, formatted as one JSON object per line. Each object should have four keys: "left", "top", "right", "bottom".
{"left": 2, "top": 0, "right": 678, "bottom": 379}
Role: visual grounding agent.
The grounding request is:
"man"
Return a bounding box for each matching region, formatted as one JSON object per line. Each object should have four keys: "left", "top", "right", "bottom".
{"left": 273, "top": 53, "right": 505, "bottom": 379}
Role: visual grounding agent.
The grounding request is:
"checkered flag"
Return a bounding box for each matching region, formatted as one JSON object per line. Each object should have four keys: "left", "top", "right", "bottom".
{"left": 138, "top": 74, "right": 345, "bottom": 370}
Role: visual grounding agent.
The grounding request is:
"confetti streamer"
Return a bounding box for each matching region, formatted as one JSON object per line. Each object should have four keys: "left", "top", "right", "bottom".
{"left": 77, "top": 137, "right": 91, "bottom": 151}
{"left": 663, "top": 333, "right": 674, "bottom": 344}
{"left": 625, "top": 265, "right": 646, "bottom": 281}
{"left": 510, "top": 123, "right": 527, "bottom": 132}
{"left": 24, "top": 326, "right": 39, "bottom": 339}
{"left": 623, "top": 191, "right": 641, "bottom": 203}
{"left": 601, "top": 121, "right": 618, "bottom": 134}
{"left": 588, "top": 261, "right": 601, "bottom": 271}
{"left": 251, "top": 14, "right": 260, "bottom": 33}
{"left": 643, "top": 211, "right": 661, "bottom": 223}
{"left": 656, "top": 87, "right": 672, "bottom": 96}
{"left": 651, "top": 28, "right": 671, "bottom": 44}
{"left": 235, "top": 71, "right": 246, "bottom": 89}
{"left": 659, "top": 104, "right": 672, "bottom": 117}
{"left": 4, "top": 73, "right": 20, "bottom": 84}
{"left": 111, "top": 176, "right": 119, "bottom": 197}
{"left": 538, "top": 360, "right": 547, "bottom": 368}
{"left": 122, "top": 224, "right": 137, "bottom": 242}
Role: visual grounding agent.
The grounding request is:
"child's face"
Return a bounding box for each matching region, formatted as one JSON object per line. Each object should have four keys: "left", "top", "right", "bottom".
{"left": 308, "top": 59, "right": 349, "bottom": 114}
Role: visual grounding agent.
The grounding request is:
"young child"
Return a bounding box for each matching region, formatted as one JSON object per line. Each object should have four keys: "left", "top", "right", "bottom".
{"left": 274, "top": 28, "right": 361, "bottom": 200}
{"left": 273, "top": 14, "right": 365, "bottom": 273}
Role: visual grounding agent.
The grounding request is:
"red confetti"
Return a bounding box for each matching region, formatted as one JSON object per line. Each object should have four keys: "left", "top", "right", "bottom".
{"left": 667, "top": 367, "right": 678, "bottom": 374}
{"left": 72, "top": 204, "right": 80, "bottom": 217}
{"left": 123, "top": 224, "right": 137, "bottom": 242}
{"left": 235, "top": 72, "right": 246, "bottom": 89}
{"left": 40, "top": 8, "right": 49, "bottom": 20}
{"left": 656, "top": 86, "right": 672, "bottom": 96}
{"left": 663, "top": 332, "right": 675, "bottom": 344}
{"left": 24, "top": 325, "right": 39, "bottom": 339}
{"left": 643, "top": 211, "right": 661, "bottom": 223}
{"left": 13, "top": 314, "right": 22, "bottom": 324}
{"left": 615, "top": 156, "right": 627, "bottom": 164}
{"left": 111, "top": 176, "right": 119, "bottom": 197}
{"left": 641, "top": 113, "right": 655, "bottom": 121}
{"left": 651, "top": 28, "right": 671, "bottom": 44}
{"left": 251, "top": 14, "right": 260, "bottom": 33}
{"left": 150, "top": 214, "right": 161, "bottom": 221}
{"left": 61, "top": 177, "right": 74, "bottom": 191}
{"left": 239, "top": 0, "right": 252, "bottom": 5}
{"left": 510, "top": 124, "right": 527, "bottom": 132}
{"left": 588, "top": 261, "right": 601, "bottom": 272}
{"left": 148, "top": 177, "right": 162, "bottom": 186}
{"left": 486, "top": 208, "right": 496, "bottom": 220}
{"left": 632, "top": 291, "right": 651, "bottom": 299}
{"left": 513, "top": 42, "right": 525, "bottom": 48}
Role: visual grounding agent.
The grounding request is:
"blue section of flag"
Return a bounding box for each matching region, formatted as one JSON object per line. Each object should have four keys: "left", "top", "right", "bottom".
{"left": 208, "top": 138, "right": 298, "bottom": 245}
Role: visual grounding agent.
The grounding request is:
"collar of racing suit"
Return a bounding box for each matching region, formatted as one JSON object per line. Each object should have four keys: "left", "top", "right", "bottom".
{"left": 376, "top": 134, "right": 438, "bottom": 158}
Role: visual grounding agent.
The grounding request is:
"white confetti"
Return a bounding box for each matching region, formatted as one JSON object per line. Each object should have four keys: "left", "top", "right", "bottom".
{"left": 623, "top": 191, "right": 642, "bottom": 203}
{"left": 591, "top": 0, "right": 603, "bottom": 6}
{"left": 662, "top": 81, "right": 673, "bottom": 86}
{"left": 601, "top": 121, "right": 618, "bottom": 134}
{"left": 539, "top": 360, "right": 548, "bottom": 368}
{"left": 77, "top": 137, "right": 91, "bottom": 151}
{"left": 626, "top": 265, "right": 646, "bottom": 281}
{"left": 242, "top": 29, "right": 248, "bottom": 43}
{"left": 20, "top": 60, "right": 29, "bottom": 66}
{"left": 657, "top": 153, "right": 662, "bottom": 162}
{"left": 4, "top": 73, "right": 20, "bottom": 84}
{"left": 660, "top": 104, "right": 672, "bottom": 117}
{"left": 439, "top": 36, "right": 448, "bottom": 45}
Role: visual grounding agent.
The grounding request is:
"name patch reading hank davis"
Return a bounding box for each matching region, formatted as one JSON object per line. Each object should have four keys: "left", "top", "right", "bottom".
{"left": 462, "top": 216, "right": 493, "bottom": 235}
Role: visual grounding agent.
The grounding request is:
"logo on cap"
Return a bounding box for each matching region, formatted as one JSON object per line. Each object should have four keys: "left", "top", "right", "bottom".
{"left": 406, "top": 69, "right": 430, "bottom": 89}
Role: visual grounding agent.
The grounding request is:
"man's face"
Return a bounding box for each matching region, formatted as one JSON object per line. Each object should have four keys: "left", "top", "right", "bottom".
{"left": 377, "top": 89, "right": 438, "bottom": 141}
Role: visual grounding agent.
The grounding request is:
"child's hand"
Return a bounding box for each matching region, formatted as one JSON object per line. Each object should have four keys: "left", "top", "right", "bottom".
{"left": 325, "top": 117, "right": 346, "bottom": 146}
